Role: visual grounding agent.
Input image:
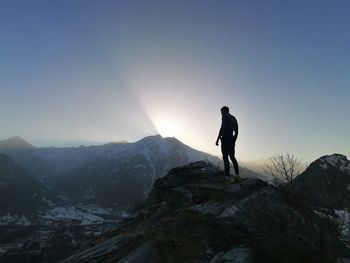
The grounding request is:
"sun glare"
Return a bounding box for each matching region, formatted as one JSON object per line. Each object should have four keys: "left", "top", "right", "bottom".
{"left": 154, "top": 119, "right": 182, "bottom": 138}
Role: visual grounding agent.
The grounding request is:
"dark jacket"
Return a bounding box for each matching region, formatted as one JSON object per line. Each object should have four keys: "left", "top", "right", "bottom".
{"left": 219, "top": 113, "right": 238, "bottom": 141}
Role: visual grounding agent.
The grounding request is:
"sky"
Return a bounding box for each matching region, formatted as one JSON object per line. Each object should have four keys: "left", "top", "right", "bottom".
{"left": 1, "top": 0, "right": 350, "bottom": 162}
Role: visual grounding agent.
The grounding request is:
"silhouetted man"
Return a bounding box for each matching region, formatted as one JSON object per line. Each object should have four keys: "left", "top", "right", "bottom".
{"left": 215, "top": 106, "right": 239, "bottom": 176}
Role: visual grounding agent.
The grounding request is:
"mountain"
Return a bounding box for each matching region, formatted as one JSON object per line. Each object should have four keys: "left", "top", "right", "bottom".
{"left": 60, "top": 159, "right": 350, "bottom": 263}
{"left": 55, "top": 135, "right": 220, "bottom": 208}
{"left": 0, "top": 154, "right": 50, "bottom": 214}
{"left": 0, "top": 135, "right": 266, "bottom": 262}
{"left": 0, "top": 135, "right": 262, "bottom": 209}
{"left": 1, "top": 135, "right": 212, "bottom": 182}
{"left": 291, "top": 153, "right": 350, "bottom": 209}
{"left": 0, "top": 136, "right": 35, "bottom": 152}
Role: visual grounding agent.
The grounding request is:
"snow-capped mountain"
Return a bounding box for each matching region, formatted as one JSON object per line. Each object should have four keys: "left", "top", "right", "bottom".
{"left": 0, "top": 135, "right": 261, "bottom": 208}
{"left": 0, "top": 135, "right": 220, "bottom": 208}
{"left": 55, "top": 135, "right": 220, "bottom": 208}
{"left": 0, "top": 135, "right": 217, "bottom": 182}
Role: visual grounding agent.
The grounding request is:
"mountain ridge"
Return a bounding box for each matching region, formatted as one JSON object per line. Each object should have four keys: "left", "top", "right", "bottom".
{"left": 0, "top": 134, "right": 263, "bottom": 209}
{"left": 0, "top": 135, "right": 268, "bottom": 175}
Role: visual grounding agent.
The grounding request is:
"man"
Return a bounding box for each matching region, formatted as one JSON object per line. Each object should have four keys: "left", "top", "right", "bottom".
{"left": 215, "top": 106, "right": 239, "bottom": 177}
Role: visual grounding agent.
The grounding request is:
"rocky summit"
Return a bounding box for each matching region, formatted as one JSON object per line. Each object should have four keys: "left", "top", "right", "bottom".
{"left": 291, "top": 154, "right": 350, "bottom": 209}
{"left": 60, "top": 157, "right": 350, "bottom": 263}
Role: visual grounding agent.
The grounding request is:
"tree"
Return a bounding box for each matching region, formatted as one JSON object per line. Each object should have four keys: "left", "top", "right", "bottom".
{"left": 263, "top": 153, "right": 302, "bottom": 184}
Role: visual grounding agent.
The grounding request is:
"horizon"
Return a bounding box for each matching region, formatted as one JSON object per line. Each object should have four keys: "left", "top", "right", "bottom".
{"left": 0, "top": 134, "right": 347, "bottom": 164}
{"left": 1, "top": 1, "right": 350, "bottom": 162}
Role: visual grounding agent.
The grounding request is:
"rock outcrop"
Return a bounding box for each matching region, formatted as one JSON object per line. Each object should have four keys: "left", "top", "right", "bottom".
{"left": 61, "top": 159, "right": 350, "bottom": 263}
{"left": 291, "top": 154, "right": 350, "bottom": 209}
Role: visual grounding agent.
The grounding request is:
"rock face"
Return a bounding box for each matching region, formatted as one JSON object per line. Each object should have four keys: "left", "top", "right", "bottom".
{"left": 291, "top": 154, "right": 350, "bottom": 208}
{"left": 61, "top": 160, "right": 350, "bottom": 263}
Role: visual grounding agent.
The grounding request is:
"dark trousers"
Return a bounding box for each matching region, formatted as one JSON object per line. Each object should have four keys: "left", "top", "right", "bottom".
{"left": 221, "top": 137, "right": 239, "bottom": 176}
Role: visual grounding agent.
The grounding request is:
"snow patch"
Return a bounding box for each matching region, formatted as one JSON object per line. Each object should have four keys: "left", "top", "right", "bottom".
{"left": 319, "top": 154, "right": 350, "bottom": 173}
{"left": 82, "top": 205, "right": 113, "bottom": 215}
{"left": 0, "top": 214, "right": 31, "bottom": 226}
{"left": 319, "top": 163, "right": 328, "bottom": 170}
{"left": 335, "top": 209, "right": 350, "bottom": 236}
{"left": 121, "top": 211, "right": 129, "bottom": 218}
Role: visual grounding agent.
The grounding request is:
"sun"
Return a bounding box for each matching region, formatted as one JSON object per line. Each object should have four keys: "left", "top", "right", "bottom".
{"left": 154, "top": 119, "right": 182, "bottom": 138}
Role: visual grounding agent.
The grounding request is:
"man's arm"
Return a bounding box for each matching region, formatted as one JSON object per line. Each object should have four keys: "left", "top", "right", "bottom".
{"left": 215, "top": 126, "right": 222, "bottom": 146}
{"left": 233, "top": 119, "right": 238, "bottom": 142}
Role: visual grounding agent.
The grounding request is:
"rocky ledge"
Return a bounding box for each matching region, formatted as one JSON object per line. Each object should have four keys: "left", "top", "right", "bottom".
{"left": 61, "top": 157, "right": 350, "bottom": 263}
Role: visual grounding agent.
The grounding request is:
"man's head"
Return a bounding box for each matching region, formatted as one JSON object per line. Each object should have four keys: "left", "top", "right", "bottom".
{"left": 220, "top": 106, "right": 230, "bottom": 116}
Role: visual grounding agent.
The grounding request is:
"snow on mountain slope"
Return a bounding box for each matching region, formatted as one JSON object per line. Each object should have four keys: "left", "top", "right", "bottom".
{"left": 318, "top": 154, "right": 350, "bottom": 173}
{"left": 54, "top": 135, "right": 219, "bottom": 208}
{"left": 291, "top": 153, "right": 350, "bottom": 209}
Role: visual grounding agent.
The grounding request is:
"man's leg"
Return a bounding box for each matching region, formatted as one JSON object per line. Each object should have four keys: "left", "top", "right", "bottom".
{"left": 229, "top": 146, "right": 239, "bottom": 176}
{"left": 221, "top": 143, "right": 230, "bottom": 176}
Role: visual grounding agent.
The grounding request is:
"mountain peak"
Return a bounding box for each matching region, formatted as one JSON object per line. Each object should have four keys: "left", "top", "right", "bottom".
{"left": 135, "top": 134, "right": 163, "bottom": 143}
{"left": 319, "top": 153, "right": 347, "bottom": 161}
{"left": 0, "top": 136, "right": 35, "bottom": 152}
{"left": 316, "top": 153, "right": 349, "bottom": 172}
{"left": 7, "top": 136, "right": 26, "bottom": 142}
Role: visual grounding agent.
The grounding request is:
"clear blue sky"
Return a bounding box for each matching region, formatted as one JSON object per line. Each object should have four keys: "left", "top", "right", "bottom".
{"left": 1, "top": 0, "right": 350, "bottom": 161}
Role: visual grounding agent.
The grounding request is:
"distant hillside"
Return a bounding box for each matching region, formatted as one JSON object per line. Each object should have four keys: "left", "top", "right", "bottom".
{"left": 0, "top": 136, "right": 35, "bottom": 152}
{"left": 0, "top": 135, "right": 263, "bottom": 209}
{"left": 240, "top": 159, "right": 269, "bottom": 176}
{"left": 0, "top": 154, "right": 51, "bottom": 214}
